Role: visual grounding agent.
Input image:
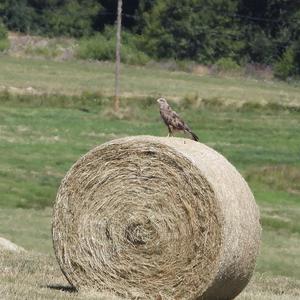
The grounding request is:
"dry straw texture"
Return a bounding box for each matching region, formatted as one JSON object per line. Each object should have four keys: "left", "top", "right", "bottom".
{"left": 52, "top": 136, "right": 261, "bottom": 300}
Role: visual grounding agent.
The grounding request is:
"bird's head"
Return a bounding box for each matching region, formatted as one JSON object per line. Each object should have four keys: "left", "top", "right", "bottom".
{"left": 156, "top": 97, "right": 169, "bottom": 109}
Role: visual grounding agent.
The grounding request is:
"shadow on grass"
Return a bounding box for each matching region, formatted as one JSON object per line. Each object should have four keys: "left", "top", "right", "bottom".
{"left": 46, "top": 284, "right": 77, "bottom": 293}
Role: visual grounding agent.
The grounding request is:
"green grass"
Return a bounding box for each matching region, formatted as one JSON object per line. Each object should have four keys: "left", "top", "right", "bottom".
{"left": 0, "top": 93, "right": 299, "bottom": 209}
{"left": 0, "top": 56, "right": 300, "bottom": 107}
{"left": 0, "top": 208, "right": 52, "bottom": 253}
{"left": 0, "top": 55, "right": 300, "bottom": 299}
{"left": 0, "top": 93, "right": 299, "bottom": 280}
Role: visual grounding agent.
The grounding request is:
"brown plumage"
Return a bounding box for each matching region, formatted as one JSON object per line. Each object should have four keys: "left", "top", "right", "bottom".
{"left": 157, "top": 98, "right": 199, "bottom": 141}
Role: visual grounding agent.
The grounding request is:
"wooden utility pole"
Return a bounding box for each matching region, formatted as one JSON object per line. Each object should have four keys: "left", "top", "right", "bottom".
{"left": 114, "top": 0, "right": 122, "bottom": 112}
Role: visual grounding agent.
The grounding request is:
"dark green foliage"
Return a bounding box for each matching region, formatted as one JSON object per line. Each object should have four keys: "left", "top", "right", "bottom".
{"left": 45, "top": 1, "right": 102, "bottom": 37}
{"left": 0, "top": 0, "right": 102, "bottom": 37}
{"left": 94, "top": 0, "right": 140, "bottom": 30}
{"left": 140, "top": 0, "right": 244, "bottom": 63}
{"left": 238, "top": 0, "right": 300, "bottom": 67}
{"left": 247, "top": 29, "right": 276, "bottom": 65}
{"left": 0, "top": 0, "right": 36, "bottom": 32}
{"left": 0, "top": 0, "right": 300, "bottom": 76}
{"left": 295, "top": 43, "right": 300, "bottom": 76}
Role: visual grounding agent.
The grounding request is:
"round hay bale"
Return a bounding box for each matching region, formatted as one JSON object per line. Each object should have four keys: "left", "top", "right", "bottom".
{"left": 52, "top": 136, "right": 261, "bottom": 300}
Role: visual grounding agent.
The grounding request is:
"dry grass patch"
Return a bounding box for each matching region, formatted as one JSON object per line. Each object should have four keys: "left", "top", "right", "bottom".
{"left": 0, "top": 250, "right": 121, "bottom": 300}
{"left": 0, "top": 250, "right": 299, "bottom": 300}
{"left": 0, "top": 56, "right": 300, "bottom": 107}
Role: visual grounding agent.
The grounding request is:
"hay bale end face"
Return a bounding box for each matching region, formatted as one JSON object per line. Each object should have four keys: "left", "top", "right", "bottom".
{"left": 52, "top": 136, "right": 261, "bottom": 300}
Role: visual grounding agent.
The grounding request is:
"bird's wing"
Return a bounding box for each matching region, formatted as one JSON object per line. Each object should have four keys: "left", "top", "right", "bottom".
{"left": 160, "top": 106, "right": 199, "bottom": 140}
{"left": 167, "top": 109, "right": 188, "bottom": 131}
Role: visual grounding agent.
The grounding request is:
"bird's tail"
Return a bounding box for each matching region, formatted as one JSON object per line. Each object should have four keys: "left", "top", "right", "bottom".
{"left": 190, "top": 131, "right": 199, "bottom": 142}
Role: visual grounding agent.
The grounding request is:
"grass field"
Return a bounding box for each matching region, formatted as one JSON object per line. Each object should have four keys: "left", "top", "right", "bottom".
{"left": 1, "top": 56, "right": 300, "bottom": 107}
{"left": 0, "top": 55, "right": 300, "bottom": 299}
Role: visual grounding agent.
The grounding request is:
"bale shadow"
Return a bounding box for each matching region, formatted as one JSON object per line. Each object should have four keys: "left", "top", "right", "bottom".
{"left": 46, "top": 284, "right": 77, "bottom": 293}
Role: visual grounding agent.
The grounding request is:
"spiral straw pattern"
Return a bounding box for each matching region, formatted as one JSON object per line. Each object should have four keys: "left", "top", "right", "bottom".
{"left": 52, "top": 136, "right": 261, "bottom": 300}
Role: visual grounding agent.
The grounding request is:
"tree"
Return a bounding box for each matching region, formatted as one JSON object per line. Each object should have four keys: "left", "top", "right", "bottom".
{"left": 46, "top": 0, "right": 102, "bottom": 37}
{"left": 94, "top": 0, "right": 139, "bottom": 31}
{"left": 140, "top": 0, "right": 244, "bottom": 63}
{"left": 0, "top": 0, "right": 102, "bottom": 37}
{"left": 238, "top": 0, "right": 300, "bottom": 64}
{"left": 0, "top": 0, "right": 36, "bottom": 33}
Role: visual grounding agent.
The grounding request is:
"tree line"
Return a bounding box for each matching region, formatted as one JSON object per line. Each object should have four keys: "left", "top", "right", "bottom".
{"left": 0, "top": 0, "right": 299, "bottom": 78}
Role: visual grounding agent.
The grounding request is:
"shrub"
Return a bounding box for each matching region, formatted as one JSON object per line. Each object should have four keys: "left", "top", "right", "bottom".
{"left": 0, "top": 20, "right": 7, "bottom": 40}
{"left": 274, "top": 47, "right": 296, "bottom": 80}
{"left": 0, "top": 20, "right": 9, "bottom": 52}
{"left": 214, "top": 57, "right": 240, "bottom": 73}
{"left": 77, "top": 27, "right": 150, "bottom": 65}
{"left": 121, "top": 43, "right": 150, "bottom": 65}
{"left": 77, "top": 34, "right": 115, "bottom": 61}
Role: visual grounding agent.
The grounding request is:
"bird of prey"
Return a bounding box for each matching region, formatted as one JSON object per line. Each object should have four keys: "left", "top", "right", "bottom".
{"left": 157, "top": 98, "right": 199, "bottom": 141}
